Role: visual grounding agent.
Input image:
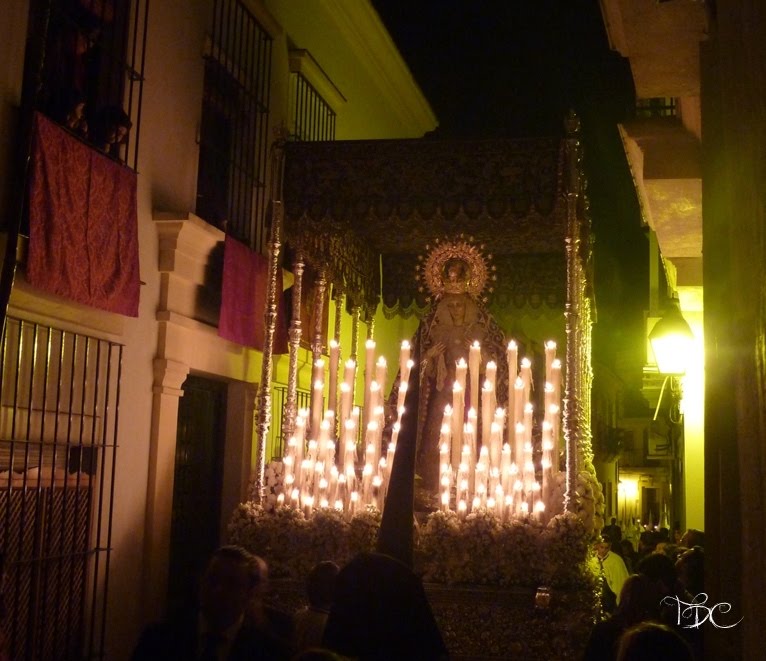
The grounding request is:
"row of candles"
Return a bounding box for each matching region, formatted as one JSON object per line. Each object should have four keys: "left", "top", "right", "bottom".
{"left": 279, "top": 337, "right": 563, "bottom": 523}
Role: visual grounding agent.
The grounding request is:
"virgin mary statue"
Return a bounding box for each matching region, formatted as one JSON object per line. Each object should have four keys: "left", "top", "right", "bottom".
{"left": 386, "top": 239, "right": 509, "bottom": 497}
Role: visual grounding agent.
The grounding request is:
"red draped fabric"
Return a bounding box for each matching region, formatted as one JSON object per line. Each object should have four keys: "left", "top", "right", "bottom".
{"left": 218, "top": 235, "right": 288, "bottom": 353}
{"left": 27, "top": 112, "right": 140, "bottom": 317}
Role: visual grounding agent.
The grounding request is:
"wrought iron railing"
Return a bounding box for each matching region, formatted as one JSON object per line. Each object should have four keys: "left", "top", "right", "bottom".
{"left": 268, "top": 384, "right": 365, "bottom": 460}
{"left": 289, "top": 71, "right": 336, "bottom": 142}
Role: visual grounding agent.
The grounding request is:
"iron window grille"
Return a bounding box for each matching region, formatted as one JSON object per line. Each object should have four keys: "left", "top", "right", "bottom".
{"left": 635, "top": 97, "right": 677, "bottom": 119}
{"left": 0, "top": 316, "right": 123, "bottom": 660}
{"left": 196, "top": 0, "right": 273, "bottom": 253}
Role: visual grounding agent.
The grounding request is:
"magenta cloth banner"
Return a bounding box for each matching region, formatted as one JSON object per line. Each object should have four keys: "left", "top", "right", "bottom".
{"left": 27, "top": 112, "right": 140, "bottom": 316}
{"left": 218, "top": 235, "right": 288, "bottom": 353}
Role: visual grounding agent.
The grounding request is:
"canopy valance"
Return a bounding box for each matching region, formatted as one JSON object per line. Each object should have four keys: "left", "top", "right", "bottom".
{"left": 283, "top": 136, "right": 571, "bottom": 316}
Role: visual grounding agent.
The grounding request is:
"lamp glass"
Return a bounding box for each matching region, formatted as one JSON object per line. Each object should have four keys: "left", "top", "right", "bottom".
{"left": 649, "top": 308, "right": 694, "bottom": 374}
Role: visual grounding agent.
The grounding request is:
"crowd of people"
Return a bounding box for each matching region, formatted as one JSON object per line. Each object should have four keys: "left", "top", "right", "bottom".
{"left": 131, "top": 546, "right": 448, "bottom": 661}
{"left": 128, "top": 521, "right": 706, "bottom": 661}
{"left": 585, "top": 518, "right": 706, "bottom": 661}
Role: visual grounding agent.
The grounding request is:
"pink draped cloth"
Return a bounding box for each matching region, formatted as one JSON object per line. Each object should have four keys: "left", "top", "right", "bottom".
{"left": 218, "top": 235, "right": 288, "bottom": 353}
{"left": 27, "top": 112, "right": 140, "bottom": 316}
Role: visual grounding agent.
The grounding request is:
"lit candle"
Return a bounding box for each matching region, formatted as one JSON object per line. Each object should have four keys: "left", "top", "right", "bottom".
{"left": 520, "top": 358, "right": 532, "bottom": 405}
{"left": 481, "top": 381, "right": 493, "bottom": 450}
{"left": 310, "top": 378, "right": 324, "bottom": 439}
{"left": 375, "top": 356, "right": 387, "bottom": 405}
{"left": 439, "top": 433, "right": 451, "bottom": 477}
{"left": 451, "top": 384, "right": 464, "bottom": 467}
{"left": 469, "top": 341, "right": 481, "bottom": 413}
{"left": 544, "top": 340, "right": 557, "bottom": 383}
{"left": 372, "top": 475, "right": 383, "bottom": 512}
{"left": 362, "top": 463, "right": 373, "bottom": 504}
{"left": 514, "top": 422, "right": 525, "bottom": 470}
{"left": 550, "top": 403, "right": 561, "bottom": 473}
{"left": 399, "top": 340, "right": 411, "bottom": 377}
{"left": 343, "top": 358, "right": 357, "bottom": 397}
{"left": 343, "top": 418, "right": 357, "bottom": 477}
{"left": 513, "top": 377, "right": 524, "bottom": 430}
{"left": 396, "top": 380, "right": 409, "bottom": 412}
{"left": 523, "top": 403, "right": 534, "bottom": 445}
{"left": 500, "top": 443, "right": 511, "bottom": 493}
{"left": 506, "top": 341, "right": 518, "bottom": 448}
{"left": 339, "top": 382, "right": 353, "bottom": 427}
{"left": 485, "top": 361, "right": 497, "bottom": 414}
{"left": 489, "top": 421, "right": 502, "bottom": 473}
{"left": 364, "top": 339, "right": 376, "bottom": 428}
{"left": 544, "top": 382, "right": 555, "bottom": 415}
{"left": 455, "top": 358, "right": 468, "bottom": 392}
{"left": 328, "top": 339, "right": 340, "bottom": 417}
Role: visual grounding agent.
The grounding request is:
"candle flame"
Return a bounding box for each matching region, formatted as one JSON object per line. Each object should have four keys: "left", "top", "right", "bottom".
{"left": 552, "top": 358, "right": 561, "bottom": 369}
{"left": 521, "top": 357, "right": 531, "bottom": 368}
{"left": 401, "top": 340, "right": 411, "bottom": 349}
{"left": 507, "top": 340, "right": 517, "bottom": 350}
{"left": 545, "top": 340, "right": 557, "bottom": 350}
{"left": 366, "top": 339, "right": 376, "bottom": 349}
{"left": 330, "top": 339, "right": 339, "bottom": 349}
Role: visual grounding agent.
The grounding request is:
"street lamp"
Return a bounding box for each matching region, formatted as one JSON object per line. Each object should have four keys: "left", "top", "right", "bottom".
{"left": 649, "top": 297, "right": 695, "bottom": 375}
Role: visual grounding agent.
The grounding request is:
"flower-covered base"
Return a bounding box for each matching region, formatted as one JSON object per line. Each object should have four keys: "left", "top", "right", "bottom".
{"left": 231, "top": 504, "right": 600, "bottom": 658}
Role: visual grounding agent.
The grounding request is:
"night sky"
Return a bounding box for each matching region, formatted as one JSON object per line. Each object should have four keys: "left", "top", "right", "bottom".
{"left": 373, "top": 0, "right": 650, "bottom": 400}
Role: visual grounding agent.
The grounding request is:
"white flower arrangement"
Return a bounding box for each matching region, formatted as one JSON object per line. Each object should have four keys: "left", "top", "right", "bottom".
{"left": 227, "top": 499, "right": 595, "bottom": 590}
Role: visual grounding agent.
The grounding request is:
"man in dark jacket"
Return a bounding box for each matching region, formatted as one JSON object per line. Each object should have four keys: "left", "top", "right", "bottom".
{"left": 132, "top": 545, "right": 291, "bottom": 660}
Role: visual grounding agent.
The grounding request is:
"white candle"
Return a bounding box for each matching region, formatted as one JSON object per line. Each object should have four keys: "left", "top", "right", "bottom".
{"left": 396, "top": 380, "right": 408, "bottom": 412}
{"left": 514, "top": 422, "right": 525, "bottom": 469}
{"left": 328, "top": 339, "right": 340, "bottom": 417}
{"left": 439, "top": 428, "right": 451, "bottom": 475}
{"left": 481, "top": 381, "right": 493, "bottom": 450}
{"left": 550, "top": 402, "right": 561, "bottom": 473}
{"left": 500, "top": 443, "right": 511, "bottom": 493}
{"left": 485, "top": 361, "right": 497, "bottom": 413}
{"left": 489, "top": 421, "right": 502, "bottom": 473}
{"left": 339, "top": 382, "right": 353, "bottom": 427}
{"left": 375, "top": 356, "right": 387, "bottom": 404}
{"left": 520, "top": 358, "right": 532, "bottom": 405}
{"left": 343, "top": 358, "right": 357, "bottom": 394}
{"left": 523, "top": 403, "right": 534, "bottom": 445}
{"left": 364, "top": 339, "right": 376, "bottom": 428}
{"left": 455, "top": 358, "right": 468, "bottom": 392}
{"left": 399, "top": 340, "right": 412, "bottom": 381}
{"left": 506, "top": 342, "right": 518, "bottom": 447}
{"left": 551, "top": 357, "right": 562, "bottom": 409}
{"left": 469, "top": 341, "right": 481, "bottom": 413}
{"left": 544, "top": 340, "right": 557, "bottom": 383}
{"left": 451, "top": 384, "right": 464, "bottom": 467}
{"left": 513, "top": 377, "right": 524, "bottom": 430}
{"left": 311, "top": 380, "right": 325, "bottom": 440}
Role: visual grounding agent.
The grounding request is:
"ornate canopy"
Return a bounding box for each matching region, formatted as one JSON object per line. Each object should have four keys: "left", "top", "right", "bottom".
{"left": 283, "top": 135, "right": 572, "bottom": 317}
